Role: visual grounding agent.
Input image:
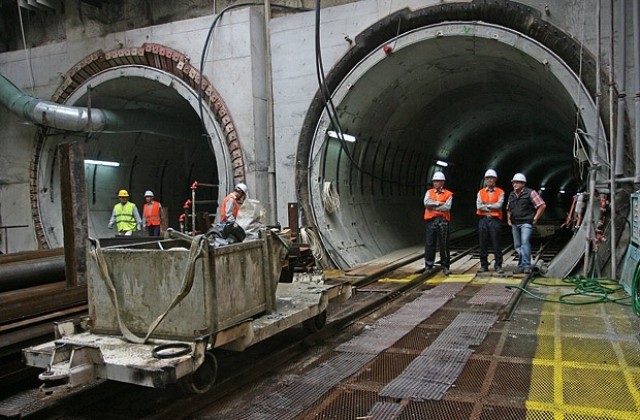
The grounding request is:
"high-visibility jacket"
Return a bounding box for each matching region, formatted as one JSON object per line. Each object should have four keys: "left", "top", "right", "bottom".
{"left": 423, "top": 189, "right": 453, "bottom": 221}
{"left": 476, "top": 187, "right": 504, "bottom": 219}
{"left": 143, "top": 201, "right": 161, "bottom": 226}
{"left": 114, "top": 202, "right": 137, "bottom": 232}
{"left": 220, "top": 193, "right": 239, "bottom": 222}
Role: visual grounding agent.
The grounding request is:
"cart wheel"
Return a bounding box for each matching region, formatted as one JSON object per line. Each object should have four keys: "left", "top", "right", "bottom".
{"left": 178, "top": 351, "right": 217, "bottom": 394}
{"left": 303, "top": 310, "right": 327, "bottom": 333}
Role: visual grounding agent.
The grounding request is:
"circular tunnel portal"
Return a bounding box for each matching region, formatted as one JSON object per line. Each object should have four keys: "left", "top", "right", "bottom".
{"left": 303, "top": 22, "right": 604, "bottom": 269}
{"left": 36, "top": 66, "right": 233, "bottom": 247}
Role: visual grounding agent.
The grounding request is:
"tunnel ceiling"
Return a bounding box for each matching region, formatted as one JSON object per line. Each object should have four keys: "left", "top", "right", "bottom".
{"left": 306, "top": 22, "right": 599, "bottom": 268}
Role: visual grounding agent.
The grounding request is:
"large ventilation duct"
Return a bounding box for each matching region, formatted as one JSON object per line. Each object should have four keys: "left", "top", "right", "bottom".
{"left": 0, "top": 73, "right": 201, "bottom": 141}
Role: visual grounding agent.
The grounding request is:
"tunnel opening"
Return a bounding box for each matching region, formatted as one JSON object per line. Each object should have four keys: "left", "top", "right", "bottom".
{"left": 34, "top": 66, "right": 233, "bottom": 247}
{"left": 299, "top": 17, "right": 606, "bottom": 270}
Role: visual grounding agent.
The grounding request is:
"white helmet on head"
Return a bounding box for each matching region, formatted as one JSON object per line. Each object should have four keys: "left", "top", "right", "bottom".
{"left": 234, "top": 183, "right": 248, "bottom": 195}
{"left": 511, "top": 173, "right": 527, "bottom": 183}
{"left": 144, "top": 190, "right": 154, "bottom": 197}
{"left": 484, "top": 169, "right": 497, "bottom": 178}
{"left": 432, "top": 172, "right": 446, "bottom": 181}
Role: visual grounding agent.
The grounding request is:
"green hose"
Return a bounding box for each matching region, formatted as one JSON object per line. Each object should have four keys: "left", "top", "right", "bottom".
{"left": 632, "top": 264, "right": 640, "bottom": 316}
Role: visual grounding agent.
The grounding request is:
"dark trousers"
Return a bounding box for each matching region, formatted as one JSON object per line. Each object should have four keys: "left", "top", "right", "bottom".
{"left": 424, "top": 218, "right": 450, "bottom": 268}
{"left": 478, "top": 217, "right": 502, "bottom": 268}
{"left": 148, "top": 225, "right": 161, "bottom": 236}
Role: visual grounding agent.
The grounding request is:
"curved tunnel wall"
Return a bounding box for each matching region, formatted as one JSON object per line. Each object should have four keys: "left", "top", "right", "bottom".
{"left": 298, "top": 4, "right": 615, "bottom": 269}
{"left": 31, "top": 44, "right": 245, "bottom": 248}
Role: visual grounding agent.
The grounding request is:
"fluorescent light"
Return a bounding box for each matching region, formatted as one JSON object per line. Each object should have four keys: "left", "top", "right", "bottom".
{"left": 435, "top": 160, "right": 449, "bottom": 167}
{"left": 85, "top": 159, "right": 120, "bottom": 167}
{"left": 327, "top": 130, "right": 356, "bottom": 143}
{"left": 539, "top": 186, "right": 546, "bottom": 191}
{"left": 559, "top": 190, "right": 565, "bottom": 194}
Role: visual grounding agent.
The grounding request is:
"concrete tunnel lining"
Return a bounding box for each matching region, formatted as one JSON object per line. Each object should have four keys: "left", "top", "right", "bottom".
{"left": 307, "top": 22, "right": 604, "bottom": 269}
{"left": 37, "top": 66, "right": 233, "bottom": 247}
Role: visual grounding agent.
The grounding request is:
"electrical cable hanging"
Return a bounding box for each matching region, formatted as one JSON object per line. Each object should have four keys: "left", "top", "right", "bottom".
{"left": 322, "top": 181, "right": 340, "bottom": 213}
{"left": 299, "top": 226, "right": 324, "bottom": 261}
{"left": 313, "top": 0, "right": 426, "bottom": 188}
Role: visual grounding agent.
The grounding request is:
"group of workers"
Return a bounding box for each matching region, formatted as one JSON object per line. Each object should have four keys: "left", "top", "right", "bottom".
{"left": 423, "top": 169, "right": 546, "bottom": 276}
{"left": 107, "top": 183, "right": 249, "bottom": 236}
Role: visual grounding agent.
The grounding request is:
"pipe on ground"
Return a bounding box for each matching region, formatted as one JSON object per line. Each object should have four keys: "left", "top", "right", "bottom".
{"left": 0, "top": 256, "right": 65, "bottom": 292}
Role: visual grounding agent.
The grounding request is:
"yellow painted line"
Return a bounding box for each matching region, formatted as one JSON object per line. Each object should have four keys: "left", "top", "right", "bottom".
{"left": 525, "top": 286, "right": 640, "bottom": 419}
{"left": 378, "top": 274, "right": 421, "bottom": 283}
{"left": 425, "top": 273, "right": 475, "bottom": 285}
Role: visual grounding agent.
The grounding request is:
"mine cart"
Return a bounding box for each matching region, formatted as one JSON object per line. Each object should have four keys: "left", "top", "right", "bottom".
{"left": 23, "top": 230, "right": 351, "bottom": 394}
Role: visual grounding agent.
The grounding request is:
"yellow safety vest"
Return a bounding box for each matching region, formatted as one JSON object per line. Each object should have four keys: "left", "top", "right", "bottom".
{"left": 114, "top": 202, "right": 137, "bottom": 231}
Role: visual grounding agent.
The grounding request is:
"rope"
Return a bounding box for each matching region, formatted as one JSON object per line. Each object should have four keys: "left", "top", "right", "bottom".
{"left": 322, "top": 181, "right": 340, "bottom": 214}
{"left": 90, "top": 235, "right": 207, "bottom": 344}
{"left": 299, "top": 227, "right": 324, "bottom": 262}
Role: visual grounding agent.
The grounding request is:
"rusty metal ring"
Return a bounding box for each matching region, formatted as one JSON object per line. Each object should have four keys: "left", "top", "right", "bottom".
{"left": 152, "top": 343, "right": 192, "bottom": 359}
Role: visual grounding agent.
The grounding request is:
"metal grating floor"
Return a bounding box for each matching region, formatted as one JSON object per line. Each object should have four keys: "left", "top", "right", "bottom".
{"left": 302, "top": 275, "right": 640, "bottom": 419}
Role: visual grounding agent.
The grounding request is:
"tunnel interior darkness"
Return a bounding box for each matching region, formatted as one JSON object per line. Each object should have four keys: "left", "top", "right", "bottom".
{"left": 309, "top": 23, "right": 599, "bottom": 268}
{"left": 38, "top": 74, "right": 219, "bottom": 246}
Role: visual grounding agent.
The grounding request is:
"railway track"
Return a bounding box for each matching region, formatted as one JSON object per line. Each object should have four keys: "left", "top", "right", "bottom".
{"left": 0, "top": 230, "right": 564, "bottom": 419}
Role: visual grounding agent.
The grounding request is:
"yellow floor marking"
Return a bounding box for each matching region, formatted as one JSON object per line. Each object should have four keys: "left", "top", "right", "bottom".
{"left": 378, "top": 274, "right": 421, "bottom": 284}
{"left": 524, "top": 282, "right": 640, "bottom": 419}
{"left": 425, "top": 273, "right": 475, "bottom": 284}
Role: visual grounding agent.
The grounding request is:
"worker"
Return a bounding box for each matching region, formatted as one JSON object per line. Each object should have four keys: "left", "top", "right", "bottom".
{"left": 476, "top": 169, "right": 505, "bottom": 274}
{"left": 506, "top": 173, "right": 546, "bottom": 274}
{"left": 423, "top": 171, "right": 453, "bottom": 275}
{"left": 108, "top": 189, "right": 142, "bottom": 236}
{"left": 142, "top": 190, "right": 162, "bottom": 236}
{"left": 219, "top": 183, "right": 248, "bottom": 223}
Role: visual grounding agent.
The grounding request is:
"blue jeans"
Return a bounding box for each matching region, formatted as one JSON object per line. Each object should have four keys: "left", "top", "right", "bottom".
{"left": 512, "top": 223, "right": 533, "bottom": 269}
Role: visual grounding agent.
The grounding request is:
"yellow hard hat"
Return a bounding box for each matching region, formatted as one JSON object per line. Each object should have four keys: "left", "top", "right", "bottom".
{"left": 118, "top": 189, "right": 129, "bottom": 197}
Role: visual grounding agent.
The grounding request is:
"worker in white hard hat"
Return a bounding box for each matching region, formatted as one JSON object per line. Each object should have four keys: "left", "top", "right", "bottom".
{"left": 108, "top": 189, "right": 142, "bottom": 236}
{"left": 476, "top": 169, "right": 505, "bottom": 274}
{"left": 219, "top": 182, "right": 248, "bottom": 223}
{"left": 423, "top": 171, "right": 453, "bottom": 275}
{"left": 142, "top": 190, "right": 163, "bottom": 237}
{"left": 506, "top": 173, "right": 546, "bottom": 274}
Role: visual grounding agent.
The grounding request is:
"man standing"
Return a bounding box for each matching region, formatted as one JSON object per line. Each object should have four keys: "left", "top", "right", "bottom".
{"left": 219, "top": 183, "right": 248, "bottom": 223}
{"left": 423, "top": 171, "right": 453, "bottom": 275}
{"left": 108, "top": 189, "right": 142, "bottom": 236}
{"left": 476, "top": 169, "right": 505, "bottom": 273}
{"left": 506, "top": 173, "right": 546, "bottom": 274}
{"left": 142, "top": 190, "right": 162, "bottom": 236}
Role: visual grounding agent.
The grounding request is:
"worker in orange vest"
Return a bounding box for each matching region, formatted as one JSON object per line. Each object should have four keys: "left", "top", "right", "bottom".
{"left": 219, "top": 183, "right": 248, "bottom": 223}
{"left": 142, "top": 190, "right": 162, "bottom": 236}
{"left": 423, "top": 171, "right": 453, "bottom": 275}
{"left": 476, "top": 169, "right": 505, "bottom": 274}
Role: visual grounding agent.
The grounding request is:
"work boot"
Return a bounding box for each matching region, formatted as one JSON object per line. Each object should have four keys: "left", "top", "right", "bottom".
{"left": 443, "top": 267, "right": 451, "bottom": 276}
{"left": 495, "top": 265, "right": 504, "bottom": 274}
{"left": 523, "top": 267, "right": 531, "bottom": 274}
{"left": 478, "top": 266, "right": 489, "bottom": 273}
{"left": 424, "top": 264, "right": 433, "bottom": 273}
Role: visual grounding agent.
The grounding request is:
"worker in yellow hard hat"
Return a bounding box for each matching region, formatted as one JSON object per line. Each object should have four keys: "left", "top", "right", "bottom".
{"left": 108, "top": 189, "right": 142, "bottom": 236}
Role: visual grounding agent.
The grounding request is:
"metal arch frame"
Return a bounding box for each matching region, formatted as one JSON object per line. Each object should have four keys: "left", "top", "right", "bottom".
{"left": 307, "top": 22, "right": 604, "bottom": 269}
{"left": 29, "top": 44, "right": 245, "bottom": 249}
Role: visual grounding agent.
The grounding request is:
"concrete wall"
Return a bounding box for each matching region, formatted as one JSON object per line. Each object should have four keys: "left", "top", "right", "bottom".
{"left": 0, "top": 0, "right": 638, "bottom": 252}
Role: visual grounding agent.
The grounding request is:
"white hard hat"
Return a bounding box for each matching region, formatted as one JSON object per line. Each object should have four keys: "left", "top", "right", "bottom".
{"left": 144, "top": 190, "right": 154, "bottom": 197}
{"left": 432, "top": 172, "right": 446, "bottom": 181}
{"left": 511, "top": 173, "right": 527, "bottom": 183}
{"left": 234, "top": 183, "right": 248, "bottom": 194}
{"left": 484, "top": 169, "right": 498, "bottom": 178}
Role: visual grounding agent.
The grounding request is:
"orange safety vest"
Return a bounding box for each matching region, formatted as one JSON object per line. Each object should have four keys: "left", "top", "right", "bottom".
{"left": 423, "top": 189, "right": 453, "bottom": 222}
{"left": 143, "top": 201, "right": 161, "bottom": 226}
{"left": 476, "top": 187, "right": 504, "bottom": 219}
{"left": 220, "top": 193, "right": 239, "bottom": 222}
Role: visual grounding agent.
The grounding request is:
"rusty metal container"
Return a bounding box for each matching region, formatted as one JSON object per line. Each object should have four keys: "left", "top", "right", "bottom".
{"left": 87, "top": 231, "right": 286, "bottom": 341}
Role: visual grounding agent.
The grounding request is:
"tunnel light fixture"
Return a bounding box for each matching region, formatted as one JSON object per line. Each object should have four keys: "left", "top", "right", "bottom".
{"left": 559, "top": 189, "right": 566, "bottom": 194}
{"left": 84, "top": 159, "right": 121, "bottom": 167}
{"left": 327, "top": 130, "right": 356, "bottom": 143}
{"left": 540, "top": 186, "right": 546, "bottom": 191}
{"left": 435, "top": 160, "right": 449, "bottom": 167}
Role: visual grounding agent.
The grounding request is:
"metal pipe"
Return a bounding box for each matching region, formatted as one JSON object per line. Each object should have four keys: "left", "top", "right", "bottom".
{"left": 608, "top": 0, "right": 616, "bottom": 278}
{"left": 265, "top": 0, "right": 278, "bottom": 225}
{"left": 634, "top": 0, "right": 640, "bottom": 183}
{"left": 616, "top": 0, "right": 626, "bottom": 177}
{"left": 0, "top": 257, "right": 65, "bottom": 293}
{"left": 0, "top": 73, "right": 201, "bottom": 141}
